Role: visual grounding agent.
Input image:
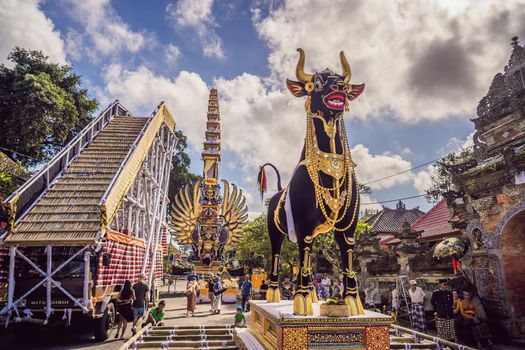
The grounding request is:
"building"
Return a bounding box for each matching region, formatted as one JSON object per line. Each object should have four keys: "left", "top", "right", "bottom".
{"left": 365, "top": 200, "right": 424, "bottom": 246}
{"left": 442, "top": 37, "right": 525, "bottom": 338}
{"left": 357, "top": 199, "right": 461, "bottom": 305}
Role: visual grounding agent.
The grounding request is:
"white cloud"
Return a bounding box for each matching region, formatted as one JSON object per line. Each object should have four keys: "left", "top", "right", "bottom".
{"left": 166, "top": 0, "right": 224, "bottom": 59}
{"left": 63, "top": 0, "right": 154, "bottom": 61}
{"left": 359, "top": 194, "right": 383, "bottom": 213}
{"left": 164, "top": 44, "right": 181, "bottom": 65}
{"left": 413, "top": 165, "right": 437, "bottom": 195}
{"left": 100, "top": 64, "right": 209, "bottom": 149}
{"left": 252, "top": 0, "right": 525, "bottom": 122}
{"left": 351, "top": 144, "right": 413, "bottom": 190}
{"left": 0, "top": 0, "right": 67, "bottom": 65}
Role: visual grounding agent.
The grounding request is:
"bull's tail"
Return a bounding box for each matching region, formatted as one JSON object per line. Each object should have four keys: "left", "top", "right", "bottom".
{"left": 257, "top": 163, "right": 283, "bottom": 200}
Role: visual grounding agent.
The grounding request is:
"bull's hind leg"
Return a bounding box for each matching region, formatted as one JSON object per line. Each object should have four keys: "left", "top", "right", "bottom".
{"left": 335, "top": 232, "right": 364, "bottom": 316}
{"left": 293, "top": 236, "right": 314, "bottom": 315}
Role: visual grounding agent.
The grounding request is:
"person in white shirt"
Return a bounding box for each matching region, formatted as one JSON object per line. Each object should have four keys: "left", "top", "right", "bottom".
{"left": 408, "top": 280, "right": 426, "bottom": 332}
{"left": 391, "top": 284, "right": 399, "bottom": 311}
{"left": 320, "top": 273, "right": 331, "bottom": 299}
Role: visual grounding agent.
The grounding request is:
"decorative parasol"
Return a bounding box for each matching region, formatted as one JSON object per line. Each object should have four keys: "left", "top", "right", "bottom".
{"left": 433, "top": 237, "right": 468, "bottom": 274}
{"left": 433, "top": 237, "right": 467, "bottom": 258}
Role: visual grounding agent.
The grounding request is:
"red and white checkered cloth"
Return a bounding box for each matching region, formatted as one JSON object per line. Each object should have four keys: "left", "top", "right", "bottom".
{"left": 0, "top": 246, "right": 9, "bottom": 283}
{"left": 161, "top": 227, "right": 168, "bottom": 255}
{"left": 95, "top": 240, "right": 163, "bottom": 287}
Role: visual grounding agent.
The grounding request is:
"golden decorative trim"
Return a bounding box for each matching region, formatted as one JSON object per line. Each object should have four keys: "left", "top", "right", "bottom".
{"left": 101, "top": 102, "right": 175, "bottom": 227}
{"left": 282, "top": 327, "right": 308, "bottom": 350}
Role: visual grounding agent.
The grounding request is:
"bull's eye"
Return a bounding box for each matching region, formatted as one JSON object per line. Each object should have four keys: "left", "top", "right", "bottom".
{"left": 342, "top": 85, "right": 349, "bottom": 92}
{"left": 315, "top": 80, "right": 323, "bottom": 91}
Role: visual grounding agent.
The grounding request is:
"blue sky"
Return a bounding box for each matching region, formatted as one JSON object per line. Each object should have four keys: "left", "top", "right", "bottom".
{"left": 2, "top": 0, "right": 524, "bottom": 215}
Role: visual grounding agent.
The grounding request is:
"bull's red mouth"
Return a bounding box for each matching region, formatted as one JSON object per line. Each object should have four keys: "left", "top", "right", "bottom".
{"left": 323, "top": 91, "right": 346, "bottom": 110}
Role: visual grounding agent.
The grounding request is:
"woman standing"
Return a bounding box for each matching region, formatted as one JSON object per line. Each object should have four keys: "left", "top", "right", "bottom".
{"left": 212, "top": 276, "right": 222, "bottom": 314}
{"left": 115, "top": 280, "right": 136, "bottom": 339}
{"left": 186, "top": 276, "right": 198, "bottom": 317}
{"left": 458, "top": 290, "right": 494, "bottom": 348}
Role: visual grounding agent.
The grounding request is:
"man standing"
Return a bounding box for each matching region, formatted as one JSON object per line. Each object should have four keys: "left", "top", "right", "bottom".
{"left": 259, "top": 279, "right": 268, "bottom": 300}
{"left": 408, "top": 280, "right": 426, "bottom": 333}
{"left": 391, "top": 284, "right": 399, "bottom": 312}
{"left": 131, "top": 274, "right": 149, "bottom": 335}
{"left": 280, "top": 276, "right": 294, "bottom": 300}
{"left": 240, "top": 274, "right": 253, "bottom": 312}
{"left": 320, "top": 273, "right": 331, "bottom": 299}
{"left": 431, "top": 279, "right": 456, "bottom": 342}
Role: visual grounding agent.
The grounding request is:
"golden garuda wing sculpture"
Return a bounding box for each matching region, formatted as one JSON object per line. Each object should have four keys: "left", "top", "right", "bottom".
{"left": 221, "top": 180, "right": 249, "bottom": 245}
{"left": 170, "top": 181, "right": 201, "bottom": 244}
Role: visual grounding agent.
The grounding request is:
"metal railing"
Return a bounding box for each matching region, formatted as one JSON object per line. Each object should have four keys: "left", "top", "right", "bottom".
{"left": 1, "top": 100, "right": 132, "bottom": 226}
{"left": 98, "top": 101, "right": 164, "bottom": 221}
{"left": 391, "top": 324, "right": 477, "bottom": 350}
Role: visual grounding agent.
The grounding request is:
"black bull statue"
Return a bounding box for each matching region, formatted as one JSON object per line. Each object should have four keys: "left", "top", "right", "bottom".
{"left": 257, "top": 49, "right": 365, "bottom": 316}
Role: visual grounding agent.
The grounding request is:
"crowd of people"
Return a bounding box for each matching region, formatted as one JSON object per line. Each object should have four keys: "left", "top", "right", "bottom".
{"left": 114, "top": 271, "right": 494, "bottom": 348}
{"left": 113, "top": 274, "right": 166, "bottom": 340}
{"left": 404, "top": 279, "right": 495, "bottom": 349}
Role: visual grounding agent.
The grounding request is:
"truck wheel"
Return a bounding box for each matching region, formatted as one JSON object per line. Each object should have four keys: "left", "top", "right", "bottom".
{"left": 94, "top": 303, "right": 115, "bottom": 341}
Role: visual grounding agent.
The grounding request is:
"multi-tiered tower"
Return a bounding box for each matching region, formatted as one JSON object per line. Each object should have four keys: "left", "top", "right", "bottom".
{"left": 197, "top": 88, "right": 223, "bottom": 267}
{"left": 202, "top": 88, "right": 221, "bottom": 183}
{"left": 171, "top": 88, "right": 248, "bottom": 269}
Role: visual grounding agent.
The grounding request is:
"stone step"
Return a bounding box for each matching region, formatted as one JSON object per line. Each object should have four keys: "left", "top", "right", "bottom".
{"left": 137, "top": 346, "right": 237, "bottom": 350}
{"left": 136, "top": 340, "right": 236, "bottom": 349}
{"left": 150, "top": 329, "right": 233, "bottom": 336}
{"left": 155, "top": 325, "right": 233, "bottom": 330}
{"left": 144, "top": 335, "right": 232, "bottom": 341}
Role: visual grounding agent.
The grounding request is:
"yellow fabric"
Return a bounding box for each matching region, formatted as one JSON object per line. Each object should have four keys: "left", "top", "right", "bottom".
{"left": 459, "top": 299, "right": 477, "bottom": 318}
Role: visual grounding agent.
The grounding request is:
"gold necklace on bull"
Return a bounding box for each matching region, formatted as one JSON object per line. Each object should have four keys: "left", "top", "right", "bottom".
{"left": 300, "top": 111, "right": 357, "bottom": 235}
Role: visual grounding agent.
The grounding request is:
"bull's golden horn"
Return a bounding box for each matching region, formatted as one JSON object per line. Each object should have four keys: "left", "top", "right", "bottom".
{"left": 296, "top": 48, "right": 313, "bottom": 83}
{"left": 340, "top": 51, "right": 351, "bottom": 83}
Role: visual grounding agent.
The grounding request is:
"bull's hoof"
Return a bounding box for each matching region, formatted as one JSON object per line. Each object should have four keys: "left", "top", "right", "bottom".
{"left": 266, "top": 285, "right": 281, "bottom": 303}
{"left": 344, "top": 295, "right": 365, "bottom": 316}
{"left": 356, "top": 295, "right": 364, "bottom": 314}
{"left": 311, "top": 287, "right": 319, "bottom": 303}
{"left": 293, "top": 291, "right": 313, "bottom": 316}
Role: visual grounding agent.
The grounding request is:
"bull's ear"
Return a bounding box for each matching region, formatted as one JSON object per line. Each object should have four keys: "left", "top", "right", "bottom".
{"left": 286, "top": 79, "right": 307, "bottom": 97}
{"left": 347, "top": 83, "right": 365, "bottom": 101}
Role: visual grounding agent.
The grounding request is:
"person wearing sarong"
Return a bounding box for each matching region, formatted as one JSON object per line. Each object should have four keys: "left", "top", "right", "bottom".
{"left": 431, "top": 279, "right": 456, "bottom": 342}
{"left": 211, "top": 276, "right": 222, "bottom": 314}
{"left": 186, "top": 276, "right": 198, "bottom": 317}
{"left": 458, "top": 290, "right": 494, "bottom": 348}
{"left": 408, "top": 280, "right": 427, "bottom": 333}
{"left": 207, "top": 275, "right": 215, "bottom": 312}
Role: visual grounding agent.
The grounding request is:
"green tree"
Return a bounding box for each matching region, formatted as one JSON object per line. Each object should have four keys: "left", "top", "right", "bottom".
{"left": 313, "top": 220, "right": 371, "bottom": 277}
{"left": 0, "top": 48, "right": 98, "bottom": 166}
{"left": 235, "top": 215, "right": 298, "bottom": 276}
{"left": 168, "top": 130, "right": 201, "bottom": 205}
{"left": 424, "top": 148, "right": 474, "bottom": 202}
{"left": 0, "top": 151, "right": 29, "bottom": 199}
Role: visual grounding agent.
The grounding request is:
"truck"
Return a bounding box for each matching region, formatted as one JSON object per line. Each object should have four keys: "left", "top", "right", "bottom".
{"left": 0, "top": 100, "right": 176, "bottom": 340}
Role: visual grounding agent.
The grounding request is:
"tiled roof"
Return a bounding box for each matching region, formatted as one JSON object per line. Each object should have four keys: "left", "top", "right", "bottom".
{"left": 411, "top": 199, "right": 460, "bottom": 241}
{"left": 365, "top": 204, "right": 425, "bottom": 234}
{"left": 379, "top": 235, "right": 400, "bottom": 245}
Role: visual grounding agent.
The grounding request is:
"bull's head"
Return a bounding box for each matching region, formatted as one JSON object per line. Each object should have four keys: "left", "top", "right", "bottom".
{"left": 286, "top": 48, "right": 364, "bottom": 119}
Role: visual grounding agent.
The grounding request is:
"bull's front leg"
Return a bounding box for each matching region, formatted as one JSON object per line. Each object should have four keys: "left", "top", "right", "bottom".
{"left": 293, "top": 238, "right": 314, "bottom": 315}
{"left": 336, "top": 234, "right": 364, "bottom": 315}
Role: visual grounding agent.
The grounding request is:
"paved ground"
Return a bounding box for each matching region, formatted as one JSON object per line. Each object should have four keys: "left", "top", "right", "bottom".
{"left": 0, "top": 283, "right": 242, "bottom": 350}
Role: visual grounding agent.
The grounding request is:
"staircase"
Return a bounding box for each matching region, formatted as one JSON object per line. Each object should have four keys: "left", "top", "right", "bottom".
{"left": 134, "top": 325, "right": 238, "bottom": 349}
{"left": 5, "top": 116, "right": 148, "bottom": 244}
